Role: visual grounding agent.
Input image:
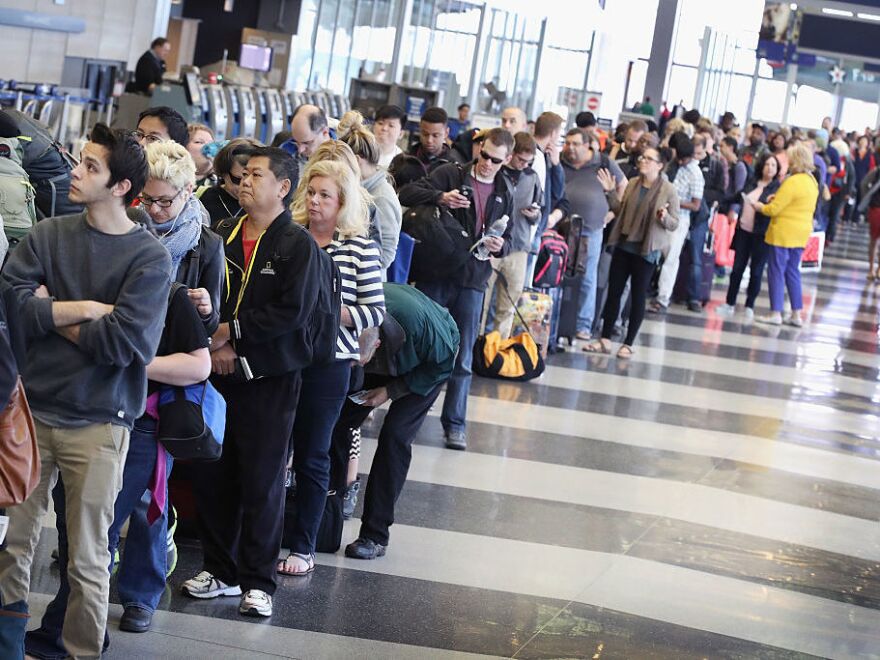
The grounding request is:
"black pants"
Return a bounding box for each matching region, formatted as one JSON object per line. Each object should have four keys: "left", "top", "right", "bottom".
{"left": 193, "top": 373, "right": 300, "bottom": 595}
{"left": 726, "top": 227, "right": 769, "bottom": 309}
{"left": 601, "top": 247, "right": 655, "bottom": 347}
{"left": 329, "top": 373, "right": 442, "bottom": 546}
{"left": 827, "top": 191, "right": 847, "bottom": 242}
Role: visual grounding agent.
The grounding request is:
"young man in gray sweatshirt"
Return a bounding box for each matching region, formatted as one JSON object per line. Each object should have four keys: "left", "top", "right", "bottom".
{"left": 0, "top": 123, "right": 171, "bottom": 659}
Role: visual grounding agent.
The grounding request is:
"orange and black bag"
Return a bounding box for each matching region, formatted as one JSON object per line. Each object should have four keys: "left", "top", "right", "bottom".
{"left": 474, "top": 331, "right": 544, "bottom": 381}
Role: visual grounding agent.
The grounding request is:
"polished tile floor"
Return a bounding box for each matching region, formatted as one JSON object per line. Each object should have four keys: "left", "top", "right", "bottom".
{"left": 26, "top": 224, "right": 880, "bottom": 659}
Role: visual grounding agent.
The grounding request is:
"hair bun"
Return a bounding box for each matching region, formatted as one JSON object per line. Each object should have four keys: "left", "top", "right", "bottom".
{"left": 337, "top": 110, "right": 365, "bottom": 139}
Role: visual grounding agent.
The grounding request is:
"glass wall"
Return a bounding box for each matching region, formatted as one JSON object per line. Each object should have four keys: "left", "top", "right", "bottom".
{"left": 291, "top": 0, "right": 402, "bottom": 93}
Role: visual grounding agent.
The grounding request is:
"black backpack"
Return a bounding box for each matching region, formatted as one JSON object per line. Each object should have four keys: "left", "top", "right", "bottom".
{"left": 308, "top": 245, "right": 343, "bottom": 365}
{"left": 1, "top": 109, "right": 82, "bottom": 218}
{"left": 401, "top": 205, "right": 472, "bottom": 283}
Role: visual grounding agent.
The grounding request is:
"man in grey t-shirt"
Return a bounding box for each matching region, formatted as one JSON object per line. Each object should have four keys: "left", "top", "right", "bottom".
{"left": 560, "top": 127, "right": 626, "bottom": 340}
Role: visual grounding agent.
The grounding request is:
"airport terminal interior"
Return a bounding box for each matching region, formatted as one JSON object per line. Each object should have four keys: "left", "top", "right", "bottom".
{"left": 0, "top": 0, "right": 879, "bottom": 658}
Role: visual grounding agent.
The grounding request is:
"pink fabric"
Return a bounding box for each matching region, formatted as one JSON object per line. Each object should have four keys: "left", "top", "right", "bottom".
{"left": 143, "top": 392, "right": 166, "bottom": 525}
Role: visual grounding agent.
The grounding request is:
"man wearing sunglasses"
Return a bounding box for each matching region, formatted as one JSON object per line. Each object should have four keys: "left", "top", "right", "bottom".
{"left": 398, "top": 127, "right": 514, "bottom": 451}
{"left": 482, "top": 131, "right": 543, "bottom": 339}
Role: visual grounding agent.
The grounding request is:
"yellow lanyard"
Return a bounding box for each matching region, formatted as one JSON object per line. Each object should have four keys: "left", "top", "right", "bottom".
{"left": 224, "top": 215, "right": 266, "bottom": 318}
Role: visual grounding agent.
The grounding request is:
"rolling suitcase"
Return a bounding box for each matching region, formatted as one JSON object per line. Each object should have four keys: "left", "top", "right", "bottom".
{"left": 555, "top": 214, "right": 585, "bottom": 343}
{"left": 672, "top": 240, "right": 715, "bottom": 305}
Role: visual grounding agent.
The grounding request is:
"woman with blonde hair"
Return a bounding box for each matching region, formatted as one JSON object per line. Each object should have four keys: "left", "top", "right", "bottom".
{"left": 337, "top": 109, "right": 402, "bottom": 268}
{"left": 278, "top": 158, "right": 385, "bottom": 577}
{"left": 748, "top": 140, "right": 818, "bottom": 327}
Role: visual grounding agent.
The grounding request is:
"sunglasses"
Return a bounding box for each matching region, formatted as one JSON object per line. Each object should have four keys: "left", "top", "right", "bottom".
{"left": 479, "top": 150, "right": 504, "bottom": 165}
{"left": 228, "top": 173, "right": 243, "bottom": 185}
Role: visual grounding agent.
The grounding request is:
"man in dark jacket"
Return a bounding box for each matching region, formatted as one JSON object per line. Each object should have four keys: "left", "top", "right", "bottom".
{"left": 333, "top": 283, "right": 459, "bottom": 559}
{"left": 185, "top": 147, "right": 325, "bottom": 619}
{"left": 407, "top": 106, "right": 465, "bottom": 175}
{"left": 132, "top": 38, "right": 171, "bottom": 95}
{"left": 398, "top": 127, "right": 514, "bottom": 450}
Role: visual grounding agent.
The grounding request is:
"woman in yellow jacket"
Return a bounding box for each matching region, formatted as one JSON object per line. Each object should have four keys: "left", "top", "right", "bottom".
{"left": 747, "top": 141, "right": 818, "bottom": 327}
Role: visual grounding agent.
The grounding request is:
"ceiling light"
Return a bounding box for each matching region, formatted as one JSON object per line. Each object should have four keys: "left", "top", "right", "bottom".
{"left": 822, "top": 7, "right": 853, "bottom": 17}
{"left": 790, "top": 2, "right": 797, "bottom": 9}
{"left": 857, "top": 12, "right": 880, "bottom": 21}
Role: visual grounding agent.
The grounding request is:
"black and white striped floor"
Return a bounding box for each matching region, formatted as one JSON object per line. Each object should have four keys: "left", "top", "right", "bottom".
{"left": 28, "top": 224, "right": 880, "bottom": 659}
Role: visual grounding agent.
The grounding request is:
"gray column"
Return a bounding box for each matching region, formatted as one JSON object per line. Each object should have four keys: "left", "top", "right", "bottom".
{"left": 389, "top": 0, "right": 414, "bottom": 84}
{"left": 642, "top": 0, "right": 680, "bottom": 119}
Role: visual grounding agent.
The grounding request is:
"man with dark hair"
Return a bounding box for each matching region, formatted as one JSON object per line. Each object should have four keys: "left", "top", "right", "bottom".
{"left": 610, "top": 118, "right": 648, "bottom": 177}
{"left": 482, "top": 131, "right": 542, "bottom": 338}
{"left": 0, "top": 123, "right": 172, "bottom": 658}
{"left": 408, "top": 106, "right": 463, "bottom": 174}
{"left": 575, "top": 111, "right": 597, "bottom": 128}
{"left": 561, "top": 127, "right": 626, "bottom": 341}
{"left": 287, "top": 104, "right": 332, "bottom": 162}
{"left": 399, "top": 127, "right": 514, "bottom": 450}
{"left": 136, "top": 106, "right": 190, "bottom": 147}
{"left": 374, "top": 104, "right": 406, "bottom": 168}
{"left": 651, "top": 134, "right": 705, "bottom": 313}
{"left": 186, "top": 146, "right": 325, "bottom": 619}
{"left": 740, "top": 123, "right": 769, "bottom": 168}
{"left": 132, "top": 37, "right": 171, "bottom": 95}
{"left": 449, "top": 103, "right": 472, "bottom": 141}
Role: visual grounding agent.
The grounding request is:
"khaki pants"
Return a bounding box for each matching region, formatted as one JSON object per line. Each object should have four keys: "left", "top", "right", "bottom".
{"left": 481, "top": 251, "right": 529, "bottom": 339}
{"left": 0, "top": 420, "right": 129, "bottom": 660}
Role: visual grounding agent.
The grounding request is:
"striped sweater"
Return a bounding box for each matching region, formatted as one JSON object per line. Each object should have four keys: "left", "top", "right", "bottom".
{"left": 325, "top": 235, "right": 386, "bottom": 360}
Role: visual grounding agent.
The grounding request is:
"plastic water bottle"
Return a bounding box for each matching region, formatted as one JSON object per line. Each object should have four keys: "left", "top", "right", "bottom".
{"left": 474, "top": 215, "right": 509, "bottom": 261}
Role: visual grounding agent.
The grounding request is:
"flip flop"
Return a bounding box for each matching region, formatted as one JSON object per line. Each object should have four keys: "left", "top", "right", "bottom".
{"left": 277, "top": 552, "right": 315, "bottom": 576}
{"left": 582, "top": 340, "right": 611, "bottom": 354}
{"left": 617, "top": 345, "right": 634, "bottom": 359}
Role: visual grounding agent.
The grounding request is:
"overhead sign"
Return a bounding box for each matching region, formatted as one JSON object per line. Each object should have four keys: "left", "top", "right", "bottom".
{"left": 585, "top": 92, "right": 602, "bottom": 113}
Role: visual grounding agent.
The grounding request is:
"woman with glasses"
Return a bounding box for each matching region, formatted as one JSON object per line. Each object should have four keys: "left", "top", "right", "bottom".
{"left": 199, "top": 138, "right": 261, "bottom": 225}
{"left": 584, "top": 147, "right": 679, "bottom": 358}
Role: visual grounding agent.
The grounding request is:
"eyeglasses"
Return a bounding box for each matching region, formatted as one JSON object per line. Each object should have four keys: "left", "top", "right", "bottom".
{"left": 133, "top": 130, "right": 165, "bottom": 145}
{"left": 138, "top": 189, "right": 183, "bottom": 208}
{"left": 228, "top": 173, "right": 243, "bottom": 185}
{"left": 638, "top": 155, "right": 661, "bottom": 164}
{"left": 514, "top": 154, "right": 535, "bottom": 166}
{"left": 479, "top": 150, "right": 504, "bottom": 165}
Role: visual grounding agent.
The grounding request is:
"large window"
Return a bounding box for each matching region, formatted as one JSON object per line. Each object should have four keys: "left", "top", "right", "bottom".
{"left": 751, "top": 78, "right": 788, "bottom": 124}
{"left": 789, "top": 85, "right": 835, "bottom": 129}
{"left": 839, "top": 97, "right": 879, "bottom": 133}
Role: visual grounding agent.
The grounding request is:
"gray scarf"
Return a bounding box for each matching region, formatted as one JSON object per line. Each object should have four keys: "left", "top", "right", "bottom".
{"left": 141, "top": 194, "right": 207, "bottom": 271}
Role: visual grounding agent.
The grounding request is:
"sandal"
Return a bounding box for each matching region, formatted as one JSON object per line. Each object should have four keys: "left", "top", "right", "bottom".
{"left": 277, "top": 552, "right": 315, "bottom": 576}
{"left": 617, "top": 345, "right": 634, "bottom": 359}
{"left": 582, "top": 339, "right": 611, "bottom": 354}
{"left": 647, "top": 301, "right": 667, "bottom": 314}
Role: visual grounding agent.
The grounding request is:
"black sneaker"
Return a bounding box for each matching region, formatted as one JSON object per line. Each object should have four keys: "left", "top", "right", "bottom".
{"left": 119, "top": 605, "right": 153, "bottom": 633}
{"left": 687, "top": 300, "right": 703, "bottom": 313}
{"left": 342, "top": 479, "right": 361, "bottom": 520}
{"left": 345, "top": 537, "right": 387, "bottom": 560}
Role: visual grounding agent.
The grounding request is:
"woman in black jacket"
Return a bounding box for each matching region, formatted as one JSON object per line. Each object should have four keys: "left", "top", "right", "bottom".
{"left": 716, "top": 153, "right": 781, "bottom": 321}
{"left": 199, "top": 138, "right": 260, "bottom": 226}
{"left": 139, "top": 142, "right": 224, "bottom": 334}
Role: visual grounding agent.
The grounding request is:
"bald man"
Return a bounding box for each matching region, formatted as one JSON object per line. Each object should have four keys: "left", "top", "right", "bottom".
{"left": 289, "top": 104, "right": 332, "bottom": 160}
{"left": 501, "top": 107, "right": 527, "bottom": 135}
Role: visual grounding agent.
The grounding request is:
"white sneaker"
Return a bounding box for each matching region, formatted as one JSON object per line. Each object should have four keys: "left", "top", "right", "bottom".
{"left": 784, "top": 315, "right": 803, "bottom": 328}
{"left": 743, "top": 307, "right": 755, "bottom": 323}
{"left": 239, "top": 589, "right": 273, "bottom": 617}
{"left": 715, "top": 304, "right": 735, "bottom": 317}
{"left": 756, "top": 312, "right": 783, "bottom": 326}
{"left": 181, "top": 571, "right": 242, "bottom": 599}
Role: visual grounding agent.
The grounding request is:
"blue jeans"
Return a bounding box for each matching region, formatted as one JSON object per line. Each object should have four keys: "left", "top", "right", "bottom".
{"left": 287, "top": 359, "right": 351, "bottom": 555}
{"left": 767, "top": 245, "right": 804, "bottom": 312}
{"left": 687, "top": 220, "right": 709, "bottom": 303}
{"left": 108, "top": 417, "right": 172, "bottom": 614}
{"left": 417, "top": 280, "right": 482, "bottom": 433}
{"left": 575, "top": 227, "right": 604, "bottom": 334}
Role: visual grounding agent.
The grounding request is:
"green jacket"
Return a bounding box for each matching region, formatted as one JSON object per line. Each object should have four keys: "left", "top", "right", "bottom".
{"left": 371, "top": 284, "right": 459, "bottom": 398}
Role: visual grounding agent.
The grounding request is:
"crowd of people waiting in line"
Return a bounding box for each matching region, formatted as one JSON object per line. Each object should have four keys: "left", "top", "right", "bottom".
{"left": 0, "top": 92, "right": 874, "bottom": 659}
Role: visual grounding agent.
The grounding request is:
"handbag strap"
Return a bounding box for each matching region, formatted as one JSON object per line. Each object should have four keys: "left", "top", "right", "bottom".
{"left": 492, "top": 268, "right": 535, "bottom": 341}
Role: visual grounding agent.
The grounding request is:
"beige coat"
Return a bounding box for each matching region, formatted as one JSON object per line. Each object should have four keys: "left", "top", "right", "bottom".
{"left": 606, "top": 176, "right": 680, "bottom": 256}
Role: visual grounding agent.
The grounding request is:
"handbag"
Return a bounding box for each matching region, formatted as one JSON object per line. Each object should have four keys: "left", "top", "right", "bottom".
{"left": 0, "top": 378, "right": 39, "bottom": 508}
{"left": 157, "top": 380, "right": 226, "bottom": 461}
{"left": 282, "top": 487, "right": 344, "bottom": 553}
